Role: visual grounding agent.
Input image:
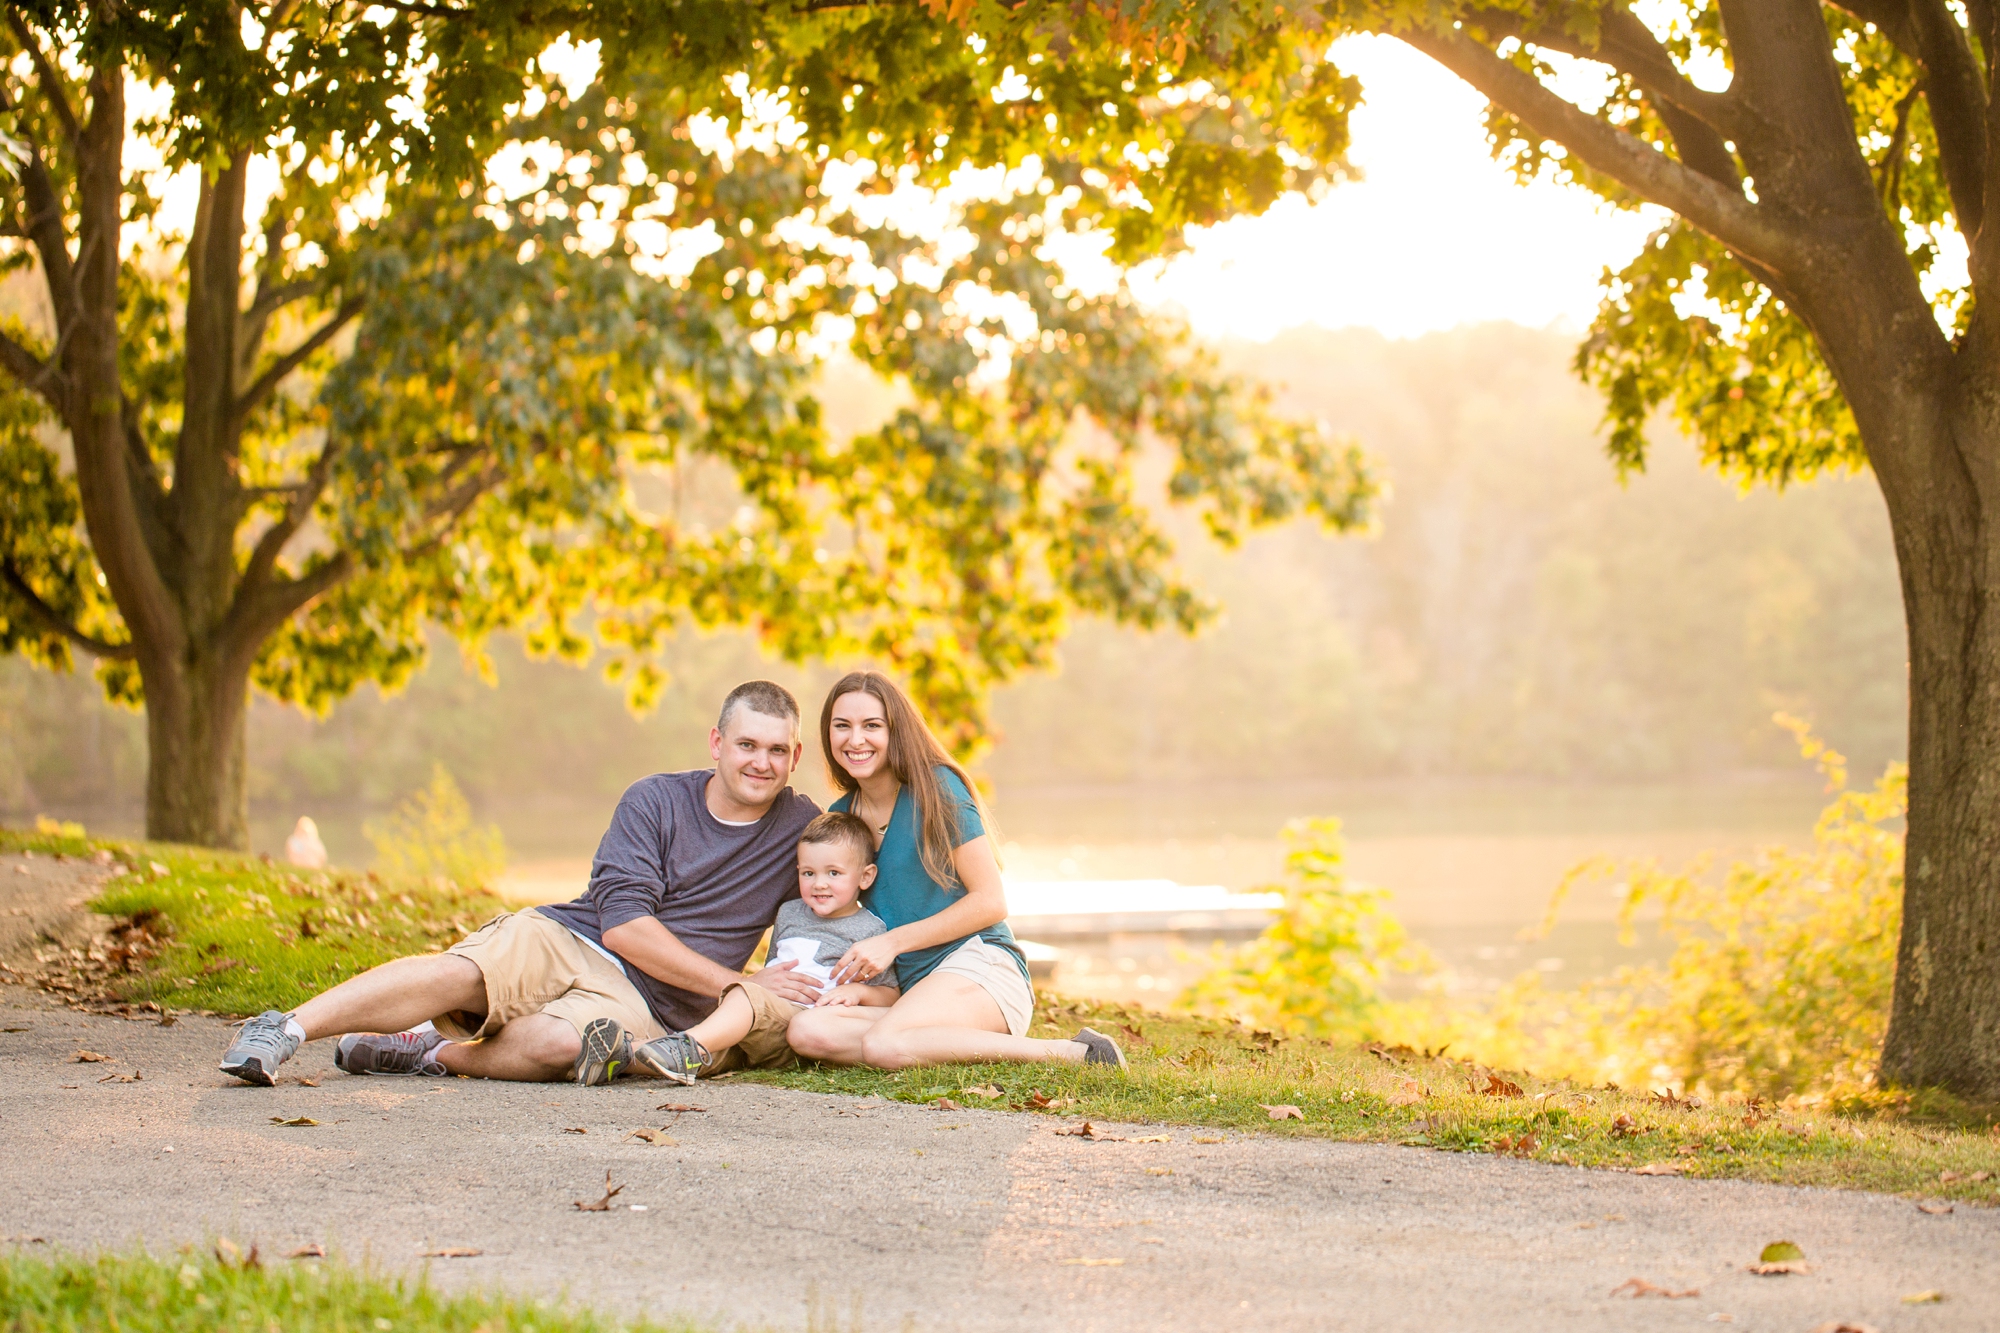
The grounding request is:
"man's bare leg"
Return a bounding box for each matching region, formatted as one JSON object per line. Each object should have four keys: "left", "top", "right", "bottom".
{"left": 292, "top": 954, "right": 487, "bottom": 1041}
{"left": 434, "top": 1013, "right": 580, "bottom": 1082}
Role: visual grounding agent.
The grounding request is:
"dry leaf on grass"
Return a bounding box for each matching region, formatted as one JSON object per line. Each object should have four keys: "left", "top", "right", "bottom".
{"left": 1386, "top": 1079, "right": 1427, "bottom": 1106}
{"left": 930, "top": 1097, "right": 962, "bottom": 1111}
{"left": 573, "top": 1171, "right": 624, "bottom": 1211}
{"left": 626, "top": 1127, "right": 678, "bottom": 1147}
{"left": 1609, "top": 1113, "right": 1648, "bottom": 1139}
{"left": 72, "top": 1050, "right": 109, "bottom": 1063}
{"left": 1119, "top": 1023, "right": 1145, "bottom": 1044}
{"left": 655, "top": 1103, "right": 706, "bottom": 1113}
{"left": 1632, "top": 1161, "right": 1691, "bottom": 1176}
{"left": 269, "top": 1116, "right": 319, "bottom": 1127}
{"left": 1902, "top": 1290, "right": 1945, "bottom": 1304}
{"left": 1492, "top": 1133, "right": 1538, "bottom": 1157}
{"left": 286, "top": 1245, "right": 325, "bottom": 1260}
{"left": 1259, "top": 1104, "right": 1305, "bottom": 1121}
{"left": 962, "top": 1083, "right": 1004, "bottom": 1099}
{"left": 1610, "top": 1277, "right": 1700, "bottom": 1299}
{"left": 200, "top": 957, "right": 243, "bottom": 976}
{"left": 562, "top": 1127, "right": 588, "bottom": 1134}
{"left": 1023, "top": 1091, "right": 1078, "bottom": 1110}
{"left": 1057, "top": 1258, "right": 1124, "bottom": 1266}
{"left": 1473, "top": 1070, "right": 1524, "bottom": 1098}
{"left": 418, "top": 1247, "right": 482, "bottom": 1258}
{"left": 1192, "top": 1135, "right": 1225, "bottom": 1144}
{"left": 1916, "top": 1202, "right": 1954, "bottom": 1215}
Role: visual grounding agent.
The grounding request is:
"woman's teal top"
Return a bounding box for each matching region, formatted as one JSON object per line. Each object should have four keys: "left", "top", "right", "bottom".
{"left": 833, "top": 766, "right": 1031, "bottom": 989}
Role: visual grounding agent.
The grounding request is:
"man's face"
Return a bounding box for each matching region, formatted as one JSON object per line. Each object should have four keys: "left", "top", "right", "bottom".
{"left": 797, "top": 840, "right": 877, "bottom": 917}
{"left": 709, "top": 707, "right": 801, "bottom": 811}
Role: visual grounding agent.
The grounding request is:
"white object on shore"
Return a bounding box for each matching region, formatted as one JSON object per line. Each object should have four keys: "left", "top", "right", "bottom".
{"left": 286, "top": 817, "right": 328, "bottom": 869}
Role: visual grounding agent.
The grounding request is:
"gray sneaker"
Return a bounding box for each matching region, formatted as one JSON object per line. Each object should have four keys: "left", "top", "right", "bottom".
{"left": 1074, "top": 1027, "right": 1127, "bottom": 1069}
{"left": 335, "top": 1028, "right": 448, "bottom": 1076}
{"left": 574, "top": 1017, "right": 631, "bottom": 1086}
{"left": 219, "top": 1010, "right": 301, "bottom": 1085}
{"left": 633, "top": 1031, "right": 711, "bottom": 1085}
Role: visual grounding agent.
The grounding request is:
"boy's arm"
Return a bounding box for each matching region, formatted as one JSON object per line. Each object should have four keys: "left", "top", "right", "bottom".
{"left": 816, "top": 981, "right": 900, "bottom": 1007}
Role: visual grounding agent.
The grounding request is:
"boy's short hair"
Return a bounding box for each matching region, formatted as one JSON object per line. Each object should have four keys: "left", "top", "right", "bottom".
{"left": 799, "top": 810, "right": 875, "bottom": 863}
{"left": 717, "top": 680, "right": 801, "bottom": 735}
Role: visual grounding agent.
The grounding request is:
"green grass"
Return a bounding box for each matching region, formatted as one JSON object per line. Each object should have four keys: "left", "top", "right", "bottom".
{"left": 0, "top": 1246, "right": 719, "bottom": 1333}
{"left": 1, "top": 824, "right": 498, "bottom": 1016}
{"left": 11, "top": 822, "right": 2000, "bottom": 1200}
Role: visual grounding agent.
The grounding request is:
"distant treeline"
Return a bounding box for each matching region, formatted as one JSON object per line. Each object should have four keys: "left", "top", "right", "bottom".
{"left": 1, "top": 324, "right": 1905, "bottom": 827}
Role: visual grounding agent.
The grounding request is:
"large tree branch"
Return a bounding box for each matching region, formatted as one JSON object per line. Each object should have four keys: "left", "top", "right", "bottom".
{"left": 225, "top": 550, "right": 355, "bottom": 666}
{"left": 5, "top": 11, "right": 80, "bottom": 150}
{"left": 1399, "top": 26, "right": 1804, "bottom": 273}
{"left": 236, "top": 436, "right": 342, "bottom": 598}
{"left": 1477, "top": 4, "right": 1744, "bottom": 139}
{"left": 231, "top": 297, "right": 362, "bottom": 429}
{"left": 0, "top": 555, "right": 136, "bottom": 660}
{"left": 1896, "top": 0, "right": 1989, "bottom": 240}
{"left": 0, "top": 325, "right": 63, "bottom": 408}
{"left": 0, "top": 78, "right": 79, "bottom": 360}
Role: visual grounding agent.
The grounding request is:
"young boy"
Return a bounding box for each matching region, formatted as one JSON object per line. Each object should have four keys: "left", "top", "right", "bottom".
{"left": 634, "top": 810, "right": 898, "bottom": 1083}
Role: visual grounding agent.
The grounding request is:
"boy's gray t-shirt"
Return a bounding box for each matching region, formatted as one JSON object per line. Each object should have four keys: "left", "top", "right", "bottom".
{"left": 768, "top": 899, "right": 900, "bottom": 990}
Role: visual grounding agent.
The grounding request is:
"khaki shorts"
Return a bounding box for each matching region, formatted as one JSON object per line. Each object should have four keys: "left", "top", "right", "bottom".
{"left": 705, "top": 981, "right": 802, "bottom": 1076}
{"left": 931, "top": 936, "right": 1034, "bottom": 1037}
{"left": 436, "top": 911, "right": 666, "bottom": 1045}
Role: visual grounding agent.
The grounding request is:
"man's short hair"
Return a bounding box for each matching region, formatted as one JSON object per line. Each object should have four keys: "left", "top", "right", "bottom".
{"left": 717, "top": 680, "right": 801, "bottom": 736}
{"left": 799, "top": 810, "right": 875, "bottom": 863}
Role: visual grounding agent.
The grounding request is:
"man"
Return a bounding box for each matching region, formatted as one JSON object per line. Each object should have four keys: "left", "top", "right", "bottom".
{"left": 219, "top": 680, "right": 823, "bottom": 1085}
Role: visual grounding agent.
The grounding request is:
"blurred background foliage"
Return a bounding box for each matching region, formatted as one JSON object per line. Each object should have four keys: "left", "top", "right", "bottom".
{"left": 2, "top": 322, "right": 1904, "bottom": 848}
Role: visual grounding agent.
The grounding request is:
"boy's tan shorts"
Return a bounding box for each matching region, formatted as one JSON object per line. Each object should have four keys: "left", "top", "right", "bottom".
{"left": 434, "top": 910, "right": 666, "bottom": 1044}
{"left": 705, "top": 981, "right": 802, "bottom": 1075}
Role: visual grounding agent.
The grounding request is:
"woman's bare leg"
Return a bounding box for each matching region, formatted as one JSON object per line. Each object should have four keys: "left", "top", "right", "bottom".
{"left": 291, "top": 953, "right": 487, "bottom": 1041}
{"left": 791, "top": 972, "right": 1089, "bottom": 1070}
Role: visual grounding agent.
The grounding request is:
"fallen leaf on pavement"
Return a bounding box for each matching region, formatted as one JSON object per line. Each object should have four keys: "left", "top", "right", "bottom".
{"left": 286, "top": 1245, "right": 325, "bottom": 1259}
{"left": 1057, "top": 1258, "right": 1124, "bottom": 1266}
{"left": 573, "top": 1171, "right": 624, "bottom": 1211}
{"left": 626, "top": 1128, "right": 678, "bottom": 1147}
{"left": 1192, "top": 1135, "right": 1225, "bottom": 1144}
{"left": 654, "top": 1103, "right": 707, "bottom": 1113}
{"left": 1128, "top": 1134, "right": 1172, "bottom": 1143}
{"left": 418, "top": 1247, "right": 482, "bottom": 1258}
{"left": 930, "top": 1097, "right": 962, "bottom": 1110}
{"left": 97, "top": 1070, "right": 142, "bottom": 1083}
{"left": 293, "top": 1076, "right": 319, "bottom": 1087}
{"left": 1057, "top": 1122, "right": 1123, "bottom": 1141}
{"left": 1805, "top": 1324, "right": 1880, "bottom": 1333}
{"left": 1259, "top": 1104, "right": 1304, "bottom": 1121}
{"left": 1916, "top": 1202, "right": 1954, "bottom": 1215}
{"left": 269, "top": 1116, "right": 319, "bottom": 1127}
{"left": 1902, "top": 1290, "right": 1944, "bottom": 1304}
{"left": 563, "top": 1127, "right": 588, "bottom": 1134}
{"left": 1610, "top": 1277, "right": 1700, "bottom": 1299}
{"left": 962, "top": 1083, "right": 1004, "bottom": 1099}
{"left": 73, "top": 1050, "right": 109, "bottom": 1063}
{"left": 1749, "top": 1240, "right": 1810, "bottom": 1275}
{"left": 1144, "top": 1167, "right": 1173, "bottom": 1176}
{"left": 1633, "top": 1161, "right": 1690, "bottom": 1176}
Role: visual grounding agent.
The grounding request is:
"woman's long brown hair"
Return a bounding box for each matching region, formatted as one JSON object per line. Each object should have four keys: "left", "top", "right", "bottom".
{"left": 819, "top": 670, "right": 992, "bottom": 888}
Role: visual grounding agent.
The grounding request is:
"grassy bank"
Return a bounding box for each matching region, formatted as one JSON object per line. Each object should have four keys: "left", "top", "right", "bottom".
{"left": 0, "top": 1247, "right": 718, "bottom": 1333}
{"left": 0, "top": 824, "right": 497, "bottom": 1015}
{"left": 8, "top": 823, "right": 1999, "bottom": 1200}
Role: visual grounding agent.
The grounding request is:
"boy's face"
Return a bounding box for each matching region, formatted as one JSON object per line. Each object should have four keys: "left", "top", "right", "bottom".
{"left": 797, "top": 839, "right": 877, "bottom": 916}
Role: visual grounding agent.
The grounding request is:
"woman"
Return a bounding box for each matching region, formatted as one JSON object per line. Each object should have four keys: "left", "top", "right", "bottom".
{"left": 785, "top": 671, "right": 1126, "bottom": 1071}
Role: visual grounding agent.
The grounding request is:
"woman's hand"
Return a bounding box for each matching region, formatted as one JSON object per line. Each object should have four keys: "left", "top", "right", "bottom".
{"left": 831, "top": 932, "right": 903, "bottom": 986}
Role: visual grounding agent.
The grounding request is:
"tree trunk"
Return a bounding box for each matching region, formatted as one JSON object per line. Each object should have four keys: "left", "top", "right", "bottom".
{"left": 142, "top": 644, "right": 253, "bottom": 849}
{"left": 1877, "top": 395, "right": 2000, "bottom": 1094}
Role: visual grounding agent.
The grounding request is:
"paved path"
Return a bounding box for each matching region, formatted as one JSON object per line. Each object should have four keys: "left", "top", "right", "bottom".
{"left": 3, "top": 999, "right": 1995, "bottom": 1331}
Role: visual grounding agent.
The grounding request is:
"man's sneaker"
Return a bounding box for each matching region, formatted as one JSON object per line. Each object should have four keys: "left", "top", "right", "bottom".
{"left": 575, "top": 1017, "right": 632, "bottom": 1086}
{"left": 1073, "top": 1027, "right": 1127, "bottom": 1069}
{"left": 633, "top": 1031, "right": 711, "bottom": 1085}
{"left": 219, "top": 1010, "right": 301, "bottom": 1085}
{"left": 335, "top": 1029, "right": 449, "bottom": 1076}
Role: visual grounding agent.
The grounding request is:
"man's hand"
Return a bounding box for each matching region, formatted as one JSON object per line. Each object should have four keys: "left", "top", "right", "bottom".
{"left": 830, "top": 933, "right": 903, "bottom": 986}
{"left": 746, "top": 958, "right": 824, "bottom": 1005}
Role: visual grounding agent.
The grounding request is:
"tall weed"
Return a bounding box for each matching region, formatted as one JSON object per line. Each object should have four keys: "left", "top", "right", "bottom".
{"left": 364, "top": 763, "right": 508, "bottom": 890}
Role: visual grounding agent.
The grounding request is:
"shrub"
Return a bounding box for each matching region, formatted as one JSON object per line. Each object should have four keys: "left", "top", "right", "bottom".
{"left": 364, "top": 764, "right": 508, "bottom": 890}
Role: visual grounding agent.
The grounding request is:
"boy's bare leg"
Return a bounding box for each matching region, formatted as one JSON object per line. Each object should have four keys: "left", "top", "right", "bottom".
{"left": 682, "top": 987, "right": 756, "bottom": 1053}
{"left": 291, "top": 954, "right": 487, "bottom": 1041}
{"left": 434, "top": 1014, "right": 580, "bottom": 1082}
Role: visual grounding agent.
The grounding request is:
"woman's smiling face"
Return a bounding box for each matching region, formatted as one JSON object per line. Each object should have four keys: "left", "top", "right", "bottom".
{"left": 827, "top": 690, "right": 891, "bottom": 783}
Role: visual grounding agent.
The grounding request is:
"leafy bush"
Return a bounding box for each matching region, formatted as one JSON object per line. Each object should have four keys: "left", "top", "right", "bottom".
{"left": 1182, "top": 816, "right": 1430, "bottom": 1036}
{"left": 364, "top": 764, "right": 508, "bottom": 889}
